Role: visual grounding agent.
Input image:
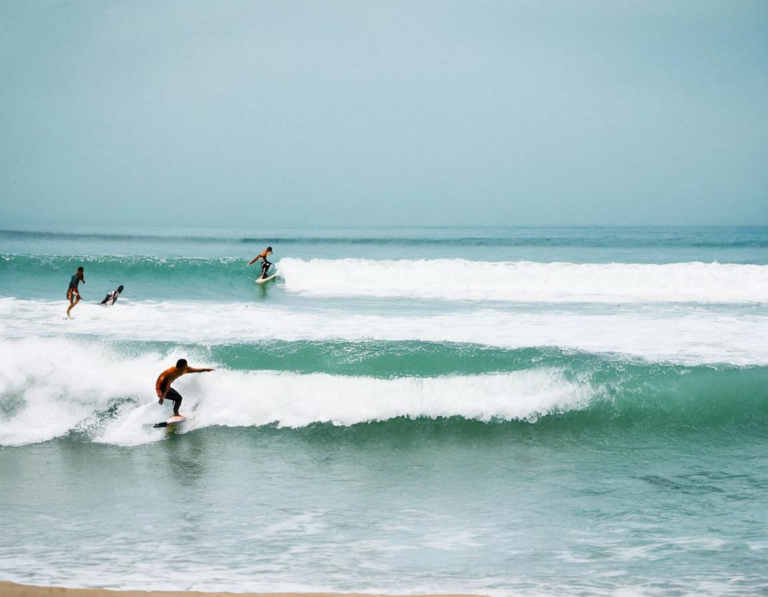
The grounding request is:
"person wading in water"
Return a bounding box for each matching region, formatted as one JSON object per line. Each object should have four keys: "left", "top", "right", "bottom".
{"left": 66, "top": 266, "right": 85, "bottom": 319}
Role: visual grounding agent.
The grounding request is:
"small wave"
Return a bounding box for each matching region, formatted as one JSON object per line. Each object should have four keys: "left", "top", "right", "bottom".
{"left": 0, "top": 254, "right": 255, "bottom": 301}
{"left": 1, "top": 298, "right": 766, "bottom": 365}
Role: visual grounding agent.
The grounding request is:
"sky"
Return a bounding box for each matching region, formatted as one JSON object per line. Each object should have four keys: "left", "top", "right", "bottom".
{"left": 1, "top": 0, "right": 767, "bottom": 228}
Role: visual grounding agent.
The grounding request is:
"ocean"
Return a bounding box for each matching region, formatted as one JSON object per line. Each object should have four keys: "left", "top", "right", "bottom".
{"left": 1, "top": 226, "right": 767, "bottom": 596}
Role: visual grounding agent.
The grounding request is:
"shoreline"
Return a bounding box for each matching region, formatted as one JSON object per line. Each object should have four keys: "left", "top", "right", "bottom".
{"left": 0, "top": 583, "right": 482, "bottom": 597}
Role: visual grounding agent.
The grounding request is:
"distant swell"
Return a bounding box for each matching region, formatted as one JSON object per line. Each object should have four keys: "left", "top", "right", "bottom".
{"left": 2, "top": 228, "right": 767, "bottom": 248}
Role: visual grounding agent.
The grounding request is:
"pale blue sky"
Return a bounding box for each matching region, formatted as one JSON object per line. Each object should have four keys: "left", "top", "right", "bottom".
{"left": 1, "top": 0, "right": 767, "bottom": 227}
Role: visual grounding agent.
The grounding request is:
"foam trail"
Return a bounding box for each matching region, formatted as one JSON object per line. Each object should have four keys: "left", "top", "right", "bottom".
{"left": 0, "top": 338, "right": 162, "bottom": 446}
{"left": 0, "top": 338, "right": 594, "bottom": 447}
{"left": 278, "top": 258, "right": 768, "bottom": 303}
{"left": 1, "top": 298, "right": 766, "bottom": 365}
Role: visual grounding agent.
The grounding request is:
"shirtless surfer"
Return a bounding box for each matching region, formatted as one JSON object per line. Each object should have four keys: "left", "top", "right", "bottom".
{"left": 248, "top": 246, "right": 273, "bottom": 279}
{"left": 66, "top": 267, "right": 85, "bottom": 319}
{"left": 155, "top": 359, "right": 215, "bottom": 417}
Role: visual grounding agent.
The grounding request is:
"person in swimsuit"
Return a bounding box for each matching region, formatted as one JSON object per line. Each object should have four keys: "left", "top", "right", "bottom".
{"left": 248, "top": 246, "right": 273, "bottom": 279}
{"left": 66, "top": 267, "right": 85, "bottom": 318}
{"left": 155, "top": 359, "right": 215, "bottom": 417}
{"left": 100, "top": 285, "right": 124, "bottom": 305}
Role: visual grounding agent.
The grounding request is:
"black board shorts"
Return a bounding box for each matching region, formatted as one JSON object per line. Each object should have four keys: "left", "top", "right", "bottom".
{"left": 162, "top": 388, "right": 183, "bottom": 410}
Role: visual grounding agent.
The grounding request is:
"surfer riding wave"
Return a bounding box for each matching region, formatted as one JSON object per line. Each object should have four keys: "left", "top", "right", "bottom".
{"left": 155, "top": 359, "right": 215, "bottom": 416}
{"left": 248, "top": 246, "right": 273, "bottom": 279}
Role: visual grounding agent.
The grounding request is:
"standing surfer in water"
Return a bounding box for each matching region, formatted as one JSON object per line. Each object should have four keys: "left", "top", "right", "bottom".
{"left": 248, "top": 246, "right": 273, "bottom": 279}
{"left": 66, "top": 266, "right": 85, "bottom": 319}
{"left": 155, "top": 359, "right": 215, "bottom": 417}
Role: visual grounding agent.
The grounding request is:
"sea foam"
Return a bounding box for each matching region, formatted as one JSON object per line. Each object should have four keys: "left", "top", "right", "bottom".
{"left": 1, "top": 298, "right": 765, "bottom": 365}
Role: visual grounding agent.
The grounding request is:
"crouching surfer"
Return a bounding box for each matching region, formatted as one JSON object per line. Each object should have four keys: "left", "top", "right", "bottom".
{"left": 155, "top": 359, "right": 215, "bottom": 417}
{"left": 100, "top": 284, "right": 124, "bottom": 305}
{"left": 248, "top": 246, "right": 273, "bottom": 279}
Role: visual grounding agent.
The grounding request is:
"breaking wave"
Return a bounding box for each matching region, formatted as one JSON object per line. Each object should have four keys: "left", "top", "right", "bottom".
{"left": 0, "top": 337, "right": 765, "bottom": 448}
{"left": 278, "top": 258, "right": 768, "bottom": 304}
{"left": 1, "top": 298, "right": 766, "bottom": 365}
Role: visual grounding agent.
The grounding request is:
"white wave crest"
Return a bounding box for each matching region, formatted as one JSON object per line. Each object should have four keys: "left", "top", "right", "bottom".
{"left": 278, "top": 258, "right": 768, "bottom": 304}
{"left": 0, "top": 337, "right": 595, "bottom": 447}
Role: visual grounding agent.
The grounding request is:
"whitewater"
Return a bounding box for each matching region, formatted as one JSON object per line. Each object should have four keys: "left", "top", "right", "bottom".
{"left": 2, "top": 298, "right": 766, "bottom": 365}
{"left": 278, "top": 258, "right": 768, "bottom": 303}
{"left": 1, "top": 226, "right": 767, "bottom": 596}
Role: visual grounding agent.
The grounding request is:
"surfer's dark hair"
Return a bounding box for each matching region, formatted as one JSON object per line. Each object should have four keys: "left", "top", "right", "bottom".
{"left": 117, "top": 285, "right": 124, "bottom": 292}
{"left": 176, "top": 359, "right": 188, "bottom": 369}
{"left": 77, "top": 266, "right": 84, "bottom": 272}
{"left": 267, "top": 246, "right": 273, "bottom": 252}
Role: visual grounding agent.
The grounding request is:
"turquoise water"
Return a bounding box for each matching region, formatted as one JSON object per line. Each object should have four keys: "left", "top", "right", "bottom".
{"left": 1, "top": 226, "right": 767, "bottom": 595}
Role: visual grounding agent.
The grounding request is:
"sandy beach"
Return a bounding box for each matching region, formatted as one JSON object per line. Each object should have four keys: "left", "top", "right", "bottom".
{"left": 0, "top": 583, "right": 480, "bottom": 597}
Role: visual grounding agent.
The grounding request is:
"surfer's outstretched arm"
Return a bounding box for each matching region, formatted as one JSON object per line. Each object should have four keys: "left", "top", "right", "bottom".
{"left": 186, "top": 367, "right": 216, "bottom": 373}
{"left": 248, "top": 248, "right": 273, "bottom": 267}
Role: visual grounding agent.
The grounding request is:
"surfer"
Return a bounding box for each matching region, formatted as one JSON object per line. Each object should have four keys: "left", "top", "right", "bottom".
{"left": 66, "top": 266, "right": 85, "bottom": 319}
{"left": 248, "top": 246, "right": 273, "bottom": 279}
{"left": 100, "top": 285, "right": 124, "bottom": 305}
{"left": 155, "top": 359, "right": 215, "bottom": 417}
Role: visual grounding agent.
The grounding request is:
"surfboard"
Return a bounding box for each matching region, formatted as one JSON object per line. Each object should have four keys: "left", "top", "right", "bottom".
{"left": 153, "top": 414, "right": 187, "bottom": 428}
{"left": 256, "top": 273, "right": 277, "bottom": 284}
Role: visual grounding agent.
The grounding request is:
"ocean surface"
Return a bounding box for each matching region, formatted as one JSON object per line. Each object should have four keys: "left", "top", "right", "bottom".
{"left": 1, "top": 226, "right": 767, "bottom": 596}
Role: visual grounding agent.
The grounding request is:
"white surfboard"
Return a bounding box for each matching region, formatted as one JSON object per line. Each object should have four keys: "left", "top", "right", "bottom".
{"left": 153, "top": 414, "right": 187, "bottom": 428}
{"left": 256, "top": 273, "right": 277, "bottom": 284}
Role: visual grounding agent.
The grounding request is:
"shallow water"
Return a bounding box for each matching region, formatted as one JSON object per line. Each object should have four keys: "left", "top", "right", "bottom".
{"left": 1, "top": 226, "right": 767, "bottom": 595}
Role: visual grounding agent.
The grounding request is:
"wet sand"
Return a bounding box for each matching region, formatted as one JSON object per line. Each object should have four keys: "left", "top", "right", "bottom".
{"left": 0, "top": 582, "right": 481, "bottom": 597}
